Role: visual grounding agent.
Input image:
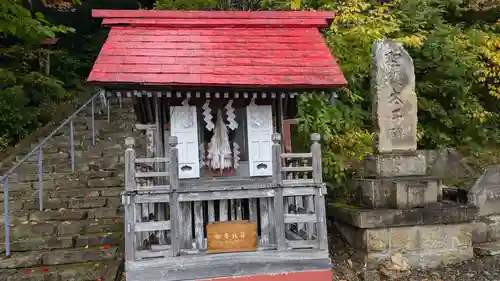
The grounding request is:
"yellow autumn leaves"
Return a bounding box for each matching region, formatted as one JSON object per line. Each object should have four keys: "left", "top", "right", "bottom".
{"left": 476, "top": 33, "right": 500, "bottom": 99}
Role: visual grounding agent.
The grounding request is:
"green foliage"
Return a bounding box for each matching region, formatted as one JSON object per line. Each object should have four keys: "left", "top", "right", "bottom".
{"left": 154, "top": 0, "right": 264, "bottom": 10}
{"left": 291, "top": 0, "right": 500, "bottom": 196}
{"left": 155, "top": 0, "right": 219, "bottom": 10}
{"left": 297, "top": 94, "right": 372, "bottom": 197}
{"left": 0, "top": 0, "right": 76, "bottom": 150}
{"left": 0, "top": 0, "right": 74, "bottom": 42}
{"left": 0, "top": 0, "right": 140, "bottom": 150}
{"left": 0, "top": 69, "right": 66, "bottom": 148}
{"left": 152, "top": 0, "right": 498, "bottom": 196}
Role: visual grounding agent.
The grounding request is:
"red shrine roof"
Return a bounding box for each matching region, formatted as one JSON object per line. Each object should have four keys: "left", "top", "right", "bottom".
{"left": 87, "top": 10, "right": 347, "bottom": 89}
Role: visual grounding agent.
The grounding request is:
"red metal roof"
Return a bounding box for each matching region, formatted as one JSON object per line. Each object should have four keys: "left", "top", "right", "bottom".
{"left": 87, "top": 10, "right": 347, "bottom": 88}
{"left": 92, "top": 10, "right": 337, "bottom": 20}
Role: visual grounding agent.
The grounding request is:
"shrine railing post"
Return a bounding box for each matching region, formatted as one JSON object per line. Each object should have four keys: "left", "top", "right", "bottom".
{"left": 123, "top": 137, "right": 137, "bottom": 262}
{"left": 311, "top": 133, "right": 328, "bottom": 250}
{"left": 272, "top": 133, "right": 286, "bottom": 250}
{"left": 168, "top": 136, "right": 181, "bottom": 256}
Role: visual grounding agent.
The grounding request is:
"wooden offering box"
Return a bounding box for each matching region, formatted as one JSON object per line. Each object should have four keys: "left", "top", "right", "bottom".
{"left": 207, "top": 221, "right": 257, "bottom": 254}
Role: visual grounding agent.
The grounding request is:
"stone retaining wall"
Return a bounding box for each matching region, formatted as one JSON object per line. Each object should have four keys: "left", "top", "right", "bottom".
{"left": 335, "top": 221, "right": 474, "bottom": 269}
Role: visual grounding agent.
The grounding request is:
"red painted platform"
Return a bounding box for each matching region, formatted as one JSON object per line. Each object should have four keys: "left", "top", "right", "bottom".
{"left": 200, "top": 269, "right": 333, "bottom": 281}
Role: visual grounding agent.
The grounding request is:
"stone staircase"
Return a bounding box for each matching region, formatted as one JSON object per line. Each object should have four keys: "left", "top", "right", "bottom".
{"left": 0, "top": 96, "right": 141, "bottom": 281}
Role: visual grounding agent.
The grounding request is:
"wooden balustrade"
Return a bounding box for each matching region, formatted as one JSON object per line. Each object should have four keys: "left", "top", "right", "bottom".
{"left": 122, "top": 133, "right": 328, "bottom": 266}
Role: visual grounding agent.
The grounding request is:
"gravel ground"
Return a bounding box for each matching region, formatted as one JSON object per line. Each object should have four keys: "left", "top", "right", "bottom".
{"left": 331, "top": 255, "right": 500, "bottom": 281}
{"left": 329, "top": 228, "right": 500, "bottom": 281}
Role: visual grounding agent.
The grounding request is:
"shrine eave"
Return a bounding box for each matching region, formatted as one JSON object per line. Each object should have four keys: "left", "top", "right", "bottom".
{"left": 93, "top": 82, "right": 345, "bottom": 94}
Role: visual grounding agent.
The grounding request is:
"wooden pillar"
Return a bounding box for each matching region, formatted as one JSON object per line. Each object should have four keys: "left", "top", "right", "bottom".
{"left": 169, "top": 136, "right": 181, "bottom": 256}
{"left": 272, "top": 133, "right": 286, "bottom": 250}
{"left": 272, "top": 133, "right": 283, "bottom": 186}
{"left": 276, "top": 94, "right": 284, "bottom": 138}
{"left": 124, "top": 137, "right": 136, "bottom": 192}
{"left": 311, "top": 133, "right": 323, "bottom": 183}
{"left": 124, "top": 137, "right": 136, "bottom": 262}
{"left": 311, "top": 133, "right": 328, "bottom": 250}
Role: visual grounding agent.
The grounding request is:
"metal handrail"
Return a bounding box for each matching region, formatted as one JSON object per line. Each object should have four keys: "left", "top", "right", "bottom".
{"left": 0, "top": 88, "right": 112, "bottom": 256}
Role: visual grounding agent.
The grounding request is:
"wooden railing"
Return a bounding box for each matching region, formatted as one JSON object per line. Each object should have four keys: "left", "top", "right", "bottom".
{"left": 121, "top": 133, "right": 327, "bottom": 265}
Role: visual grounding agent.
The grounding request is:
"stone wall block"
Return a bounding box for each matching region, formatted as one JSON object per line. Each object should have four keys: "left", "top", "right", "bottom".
{"left": 390, "top": 180, "right": 439, "bottom": 209}
{"left": 388, "top": 227, "right": 419, "bottom": 251}
{"left": 487, "top": 224, "right": 500, "bottom": 241}
{"left": 366, "top": 229, "right": 388, "bottom": 252}
{"left": 448, "top": 224, "right": 472, "bottom": 248}
{"left": 472, "top": 221, "right": 489, "bottom": 244}
{"left": 418, "top": 226, "right": 448, "bottom": 250}
{"left": 357, "top": 179, "right": 392, "bottom": 209}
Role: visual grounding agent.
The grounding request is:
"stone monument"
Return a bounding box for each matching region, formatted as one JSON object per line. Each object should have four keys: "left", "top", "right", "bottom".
{"left": 371, "top": 40, "right": 417, "bottom": 154}
{"left": 360, "top": 40, "right": 436, "bottom": 210}
{"left": 330, "top": 40, "right": 478, "bottom": 269}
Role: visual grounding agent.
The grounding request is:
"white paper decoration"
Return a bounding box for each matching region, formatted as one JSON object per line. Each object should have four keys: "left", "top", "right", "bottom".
{"left": 233, "top": 142, "right": 240, "bottom": 170}
{"left": 207, "top": 110, "right": 232, "bottom": 170}
{"left": 225, "top": 100, "right": 238, "bottom": 130}
{"left": 202, "top": 100, "right": 214, "bottom": 131}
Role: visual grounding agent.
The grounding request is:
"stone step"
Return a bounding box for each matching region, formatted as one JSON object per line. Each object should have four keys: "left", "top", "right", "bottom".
{"left": 78, "top": 106, "right": 134, "bottom": 116}
{"left": 0, "top": 187, "right": 122, "bottom": 208}
{"left": 8, "top": 170, "right": 118, "bottom": 183}
{"left": 26, "top": 197, "right": 109, "bottom": 210}
{"left": 0, "top": 260, "right": 121, "bottom": 281}
{"left": 49, "top": 134, "right": 97, "bottom": 143}
{"left": 0, "top": 247, "right": 118, "bottom": 269}
{"left": 13, "top": 163, "right": 89, "bottom": 175}
{"left": 0, "top": 232, "right": 122, "bottom": 253}
{"left": 13, "top": 161, "right": 123, "bottom": 175}
{"left": 7, "top": 172, "right": 77, "bottom": 183}
{"left": 20, "top": 152, "right": 70, "bottom": 162}
{"left": 52, "top": 129, "right": 106, "bottom": 139}
{"left": 51, "top": 187, "right": 123, "bottom": 199}
{"left": 474, "top": 241, "right": 500, "bottom": 256}
{"left": 0, "top": 187, "right": 122, "bottom": 205}
{"left": 53, "top": 124, "right": 131, "bottom": 138}
{"left": 0, "top": 218, "right": 123, "bottom": 241}
{"left": 3, "top": 175, "right": 69, "bottom": 186}
{"left": 78, "top": 114, "right": 136, "bottom": 123}
{"left": 21, "top": 151, "right": 121, "bottom": 165}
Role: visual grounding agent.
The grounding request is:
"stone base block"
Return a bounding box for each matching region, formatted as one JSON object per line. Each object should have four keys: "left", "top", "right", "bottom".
{"left": 472, "top": 215, "right": 500, "bottom": 244}
{"left": 333, "top": 220, "right": 474, "bottom": 269}
{"left": 330, "top": 201, "right": 477, "bottom": 229}
{"left": 356, "top": 177, "right": 441, "bottom": 209}
{"left": 468, "top": 165, "right": 500, "bottom": 216}
{"left": 474, "top": 241, "right": 500, "bottom": 256}
{"left": 363, "top": 152, "right": 427, "bottom": 177}
{"left": 363, "top": 247, "right": 473, "bottom": 269}
{"left": 329, "top": 203, "right": 477, "bottom": 269}
{"left": 391, "top": 180, "right": 439, "bottom": 209}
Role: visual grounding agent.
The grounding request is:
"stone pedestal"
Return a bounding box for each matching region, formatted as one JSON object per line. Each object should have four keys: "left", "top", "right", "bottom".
{"left": 356, "top": 176, "right": 440, "bottom": 209}
{"left": 363, "top": 152, "right": 426, "bottom": 177}
{"left": 356, "top": 152, "right": 441, "bottom": 209}
{"left": 334, "top": 152, "right": 477, "bottom": 268}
